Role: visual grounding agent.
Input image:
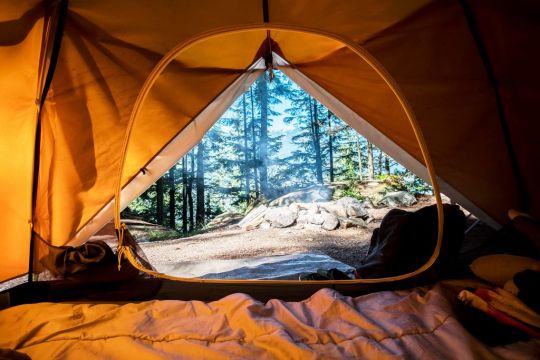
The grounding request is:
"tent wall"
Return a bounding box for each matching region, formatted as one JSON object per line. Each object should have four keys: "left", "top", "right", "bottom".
{"left": 69, "top": 61, "right": 265, "bottom": 245}
{"left": 468, "top": 0, "right": 540, "bottom": 220}
{"left": 1, "top": 0, "right": 538, "bottom": 283}
{"left": 0, "top": 1, "right": 44, "bottom": 281}
{"left": 33, "top": 0, "right": 266, "bottom": 248}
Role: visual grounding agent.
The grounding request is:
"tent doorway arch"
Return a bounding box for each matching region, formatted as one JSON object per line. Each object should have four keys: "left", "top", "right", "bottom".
{"left": 111, "top": 26, "right": 445, "bottom": 286}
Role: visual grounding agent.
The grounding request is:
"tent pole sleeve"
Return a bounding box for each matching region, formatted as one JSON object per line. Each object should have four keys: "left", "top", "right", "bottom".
{"left": 460, "top": 0, "right": 528, "bottom": 212}
{"left": 29, "top": 0, "right": 69, "bottom": 282}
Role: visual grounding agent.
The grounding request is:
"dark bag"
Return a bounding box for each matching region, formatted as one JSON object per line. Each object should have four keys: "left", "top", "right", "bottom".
{"left": 357, "top": 204, "right": 466, "bottom": 279}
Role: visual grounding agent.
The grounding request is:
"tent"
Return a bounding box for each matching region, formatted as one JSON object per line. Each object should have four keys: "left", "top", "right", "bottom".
{"left": 1, "top": 0, "right": 538, "bottom": 293}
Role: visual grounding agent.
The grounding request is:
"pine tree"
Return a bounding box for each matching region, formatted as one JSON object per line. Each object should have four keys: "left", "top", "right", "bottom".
{"left": 156, "top": 178, "right": 164, "bottom": 224}
{"left": 196, "top": 142, "right": 205, "bottom": 227}
{"left": 168, "top": 166, "right": 176, "bottom": 229}
{"left": 257, "top": 76, "right": 269, "bottom": 196}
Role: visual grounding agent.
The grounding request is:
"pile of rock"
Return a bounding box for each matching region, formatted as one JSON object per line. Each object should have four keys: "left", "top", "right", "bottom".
{"left": 237, "top": 196, "right": 371, "bottom": 231}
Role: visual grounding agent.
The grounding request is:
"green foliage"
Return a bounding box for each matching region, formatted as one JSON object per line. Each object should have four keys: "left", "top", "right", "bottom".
{"left": 379, "top": 172, "right": 432, "bottom": 195}
{"left": 126, "top": 70, "right": 432, "bottom": 237}
{"left": 146, "top": 229, "right": 183, "bottom": 242}
{"left": 333, "top": 181, "right": 365, "bottom": 201}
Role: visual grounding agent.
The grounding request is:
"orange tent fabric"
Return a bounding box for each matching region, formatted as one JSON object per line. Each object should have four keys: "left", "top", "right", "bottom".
{"left": 1, "top": 0, "right": 538, "bottom": 282}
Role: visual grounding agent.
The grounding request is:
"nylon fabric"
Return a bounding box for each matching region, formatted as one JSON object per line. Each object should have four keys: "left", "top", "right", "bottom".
{"left": 1, "top": 284, "right": 537, "bottom": 359}
{"left": 0, "top": 1, "right": 44, "bottom": 281}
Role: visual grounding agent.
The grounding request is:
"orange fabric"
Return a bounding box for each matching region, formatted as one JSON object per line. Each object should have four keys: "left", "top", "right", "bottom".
{"left": 0, "top": 1, "right": 43, "bottom": 281}
{"left": 1, "top": 0, "right": 539, "bottom": 282}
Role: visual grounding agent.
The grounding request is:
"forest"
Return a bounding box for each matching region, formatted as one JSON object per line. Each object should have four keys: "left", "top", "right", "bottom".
{"left": 124, "top": 71, "right": 430, "bottom": 233}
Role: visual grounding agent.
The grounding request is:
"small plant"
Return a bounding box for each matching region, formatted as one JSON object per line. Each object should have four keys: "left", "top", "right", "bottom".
{"left": 379, "top": 171, "right": 432, "bottom": 195}
{"left": 333, "top": 181, "right": 365, "bottom": 201}
{"left": 147, "top": 229, "right": 183, "bottom": 242}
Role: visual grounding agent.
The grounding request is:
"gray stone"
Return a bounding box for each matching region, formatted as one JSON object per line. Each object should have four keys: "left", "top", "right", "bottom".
{"left": 207, "top": 212, "right": 244, "bottom": 228}
{"left": 309, "top": 213, "right": 325, "bottom": 225}
{"left": 321, "top": 212, "right": 340, "bottom": 231}
{"left": 238, "top": 205, "right": 268, "bottom": 229}
{"left": 319, "top": 202, "right": 348, "bottom": 218}
{"left": 379, "top": 191, "right": 417, "bottom": 207}
{"left": 264, "top": 207, "right": 297, "bottom": 228}
{"left": 288, "top": 203, "right": 301, "bottom": 214}
{"left": 336, "top": 197, "right": 369, "bottom": 218}
{"left": 338, "top": 217, "right": 366, "bottom": 229}
{"left": 307, "top": 203, "right": 319, "bottom": 215}
{"left": 297, "top": 213, "right": 310, "bottom": 224}
{"left": 268, "top": 185, "right": 333, "bottom": 206}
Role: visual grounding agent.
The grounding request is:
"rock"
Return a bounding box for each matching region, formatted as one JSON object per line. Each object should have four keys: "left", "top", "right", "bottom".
{"left": 264, "top": 207, "right": 297, "bottom": 228}
{"left": 259, "top": 221, "right": 271, "bottom": 230}
{"left": 297, "top": 213, "right": 310, "bottom": 224}
{"left": 321, "top": 212, "right": 340, "bottom": 231}
{"left": 298, "top": 209, "right": 308, "bottom": 216}
{"left": 362, "top": 199, "right": 375, "bottom": 209}
{"left": 309, "top": 213, "right": 325, "bottom": 225}
{"left": 336, "top": 197, "right": 369, "bottom": 218}
{"left": 239, "top": 205, "right": 268, "bottom": 230}
{"left": 268, "top": 185, "right": 333, "bottom": 206}
{"left": 319, "top": 202, "right": 348, "bottom": 218}
{"left": 338, "top": 217, "right": 366, "bottom": 229}
{"left": 288, "top": 203, "right": 301, "bottom": 214}
{"left": 293, "top": 223, "right": 305, "bottom": 230}
{"left": 307, "top": 203, "right": 319, "bottom": 215}
{"left": 206, "top": 212, "right": 244, "bottom": 228}
{"left": 379, "top": 191, "right": 417, "bottom": 207}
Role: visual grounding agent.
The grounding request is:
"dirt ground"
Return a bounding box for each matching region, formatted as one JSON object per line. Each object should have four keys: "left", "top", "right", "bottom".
{"left": 140, "top": 196, "right": 444, "bottom": 269}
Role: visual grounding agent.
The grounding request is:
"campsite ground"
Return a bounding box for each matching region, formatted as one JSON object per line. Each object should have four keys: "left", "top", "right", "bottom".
{"left": 140, "top": 196, "right": 445, "bottom": 270}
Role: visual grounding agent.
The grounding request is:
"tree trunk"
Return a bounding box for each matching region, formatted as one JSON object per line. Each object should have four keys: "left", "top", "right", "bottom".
{"left": 188, "top": 151, "right": 194, "bottom": 232}
{"left": 196, "top": 142, "right": 205, "bottom": 228}
{"left": 385, "top": 154, "right": 391, "bottom": 174}
{"left": 181, "top": 157, "right": 187, "bottom": 233}
{"left": 309, "top": 98, "right": 323, "bottom": 184}
{"left": 257, "top": 76, "right": 269, "bottom": 196}
{"left": 327, "top": 110, "right": 334, "bottom": 182}
{"left": 378, "top": 149, "right": 383, "bottom": 176}
{"left": 168, "top": 166, "right": 176, "bottom": 229}
{"left": 156, "top": 178, "right": 164, "bottom": 225}
{"left": 355, "top": 135, "right": 363, "bottom": 180}
{"left": 367, "top": 141, "right": 375, "bottom": 180}
{"left": 242, "top": 93, "right": 250, "bottom": 203}
{"left": 250, "top": 86, "right": 259, "bottom": 197}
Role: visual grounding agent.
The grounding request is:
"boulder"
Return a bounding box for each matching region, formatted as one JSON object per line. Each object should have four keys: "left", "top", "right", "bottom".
{"left": 288, "top": 203, "right": 301, "bottom": 214}
{"left": 307, "top": 203, "right": 319, "bottom": 215}
{"left": 297, "top": 213, "right": 310, "bottom": 224}
{"left": 206, "top": 212, "right": 244, "bottom": 228}
{"left": 379, "top": 191, "right": 417, "bottom": 207}
{"left": 239, "top": 205, "right": 268, "bottom": 230}
{"left": 318, "top": 202, "right": 348, "bottom": 218}
{"left": 309, "top": 213, "right": 325, "bottom": 225}
{"left": 268, "top": 185, "right": 333, "bottom": 206}
{"left": 338, "top": 217, "right": 366, "bottom": 229}
{"left": 264, "top": 207, "right": 297, "bottom": 228}
{"left": 336, "top": 197, "right": 369, "bottom": 218}
{"left": 321, "top": 212, "right": 340, "bottom": 231}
